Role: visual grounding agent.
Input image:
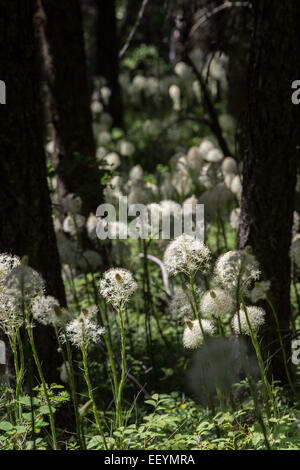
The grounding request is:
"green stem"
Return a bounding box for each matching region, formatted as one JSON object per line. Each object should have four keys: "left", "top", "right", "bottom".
{"left": 116, "top": 303, "right": 127, "bottom": 430}
{"left": 26, "top": 316, "right": 58, "bottom": 449}
{"left": 55, "top": 326, "right": 85, "bottom": 449}
{"left": 240, "top": 296, "right": 277, "bottom": 418}
{"left": 81, "top": 341, "right": 108, "bottom": 449}
{"left": 10, "top": 333, "right": 22, "bottom": 421}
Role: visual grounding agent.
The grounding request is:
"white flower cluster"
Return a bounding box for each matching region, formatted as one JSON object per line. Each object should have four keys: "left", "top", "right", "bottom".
{"left": 99, "top": 268, "right": 137, "bottom": 308}
{"left": 4, "top": 265, "right": 45, "bottom": 308}
{"left": 0, "top": 253, "right": 21, "bottom": 286}
{"left": 169, "top": 284, "right": 201, "bottom": 320}
{"left": 291, "top": 234, "right": 300, "bottom": 269}
{"left": 214, "top": 249, "right": 260, "bottom": 293}
{"left": 62, "top": 193, "right": 82, "bottom": 214}
{"left": 0, "top": 291, "right": 23, "bottom": 334}
{"left": 183, "top": 319, "right": 214, "bottom": 349}
{"left": 64, "top": 315, "right": 105, "bottom": 348}
{"left": 163, "top": 234, "right": 211, "bottom": 276}
{"left": 0, "top": 257, "right": 45, "bottom": 333}
{"left": 31, "top": 295, "right": 71, "bottom": 327}
{"left": 63, "top": 214, "right": 86, "bottom": 236}
{"left": 230, "top": 208, "right": 241, "bottom": 230}
{"left": 232, "top": 306, "right": 265, "bottom": 336}
{"left": 200, "top": 289, "right": 234, "bottom": 319}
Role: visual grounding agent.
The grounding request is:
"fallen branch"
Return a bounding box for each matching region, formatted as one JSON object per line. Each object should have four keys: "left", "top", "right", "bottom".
{"left": 131, "top": 253, "right": 172, "bottom": 298}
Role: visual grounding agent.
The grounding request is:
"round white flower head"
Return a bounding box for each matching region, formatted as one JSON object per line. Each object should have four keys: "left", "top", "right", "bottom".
{"left": 100, "top": 86, "right": 111, "bottom": 105}
{"left": 46, "top": 140, "right": 54, "bottom": 154}
{"left": 199, "top": 139, "right": 215, "bottom": 159}
{"left": 0, "top": 253, "right": 21, "bottom": 286}
{"left": 120, "top": 140, "right": 135, "bottom": 157}
{"left": 174, "top": 61, "right": 193, "bottom": 80}
{"left": 169, "top": 84, "right": 181, "bottom": 111}
{"left": 129, "top": 164, "right": 143, "bottom": 182}
{"left": 63, "top": 214, "right": 86, "bottom": 236}
{"left": 230, "top": 175, "right": 242, "bottom": 199}
{"left": 4, "top": 265, "right": 45, "bottom": 307}
{"left": 0, "top": 291, "right": 24, "bottom": 334}
{"left": 91, "top": 100, "right": 103, "bottom": 114}
{"left": 96, "top": 146, "right": 108, "bottom": 161}
{"left": 99, "top": 268, "right": 138, "bottom": 308}
{"left": 291, "top": 234, "right": 300, "bottom": 268}
{"left": 232, "top": 305, "right": 265, "bottom": 335}
{"left": 64, "top": 314, "right": 105, "bottom": 348}
{"left": 205, "top": 148, "right": 223, "bottom": 163}
{"left": 62, "top": 193, "right": 82, "bottom": 214}
{"left": 221, "top": 157, "right": 238, "bottom": 176}
{"left": 214, "top": 249, "right": 260, "bottom": 293}
{"left": 60, "top": 361, "right": 70, "bottom": 383}
{"left": 102, "top": 152, "right": 121, "bottom": 171}
{"left": 292, "top": 211, "right": 300, "bottom": 237}
{"left": 169, "top": 284, "right": 200, "bottom": 320}
{"left": 163, "top": 234, "right": 211, "bottom": 277}
{"left": 98, "top": 130, "right": 111, "bottom": 146}
{"left": 186, "top": 146, "right": 203, "bottom": 173}
{"left": 230, "top": 208, "right": 241, "bottom": 230}
{"left": 200, "top": 289, "right": 234, "bottom": 319}
{"left": 86, "top": 213, "right": 98, "bottom": 240}
{"left": 171, "top": 169, "right": 193, "bottom": 197}
{"left": 183, "top": 319, "right": 214, "bottom": 349}
{"left": 31, "top": 295, "right": 59, "bottom": 326}
{"left": 82, "top": 305, "right": 99, "bottom": 321}
{"left": 31, "top": 296, "right": 71, "bottom": 327}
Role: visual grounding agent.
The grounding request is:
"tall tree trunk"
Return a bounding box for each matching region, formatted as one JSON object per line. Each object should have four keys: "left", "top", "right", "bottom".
{"left": 36, "top": 0, "right": 100, "bottom": 216}
{"left": 0, "top": 0, "right": 67, "bottom": 384}
{"left": 238, "top": 0, "right": 300, "bottom": 381}
{"left": 95, "top": 0, "right": 124, "bottom": 128}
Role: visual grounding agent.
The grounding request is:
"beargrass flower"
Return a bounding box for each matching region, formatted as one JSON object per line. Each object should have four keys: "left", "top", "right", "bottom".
{"left": 291, "top": 234, "right": 300, "bottom": 269}
{"left": 232, "top": 306, "right": 266, "bottom": 336}
{"left": 214, "top": 249, "right": 260, "bottom": 294}
{"left": 0, "top": 253, "right": 21, "bottom": 286}
{"left": 62, "top": 193, "right": 82, "bottom": 215}
{"left": 4, "top": 265, "right": 45, "bottom": 307}
{"left": 163, "top": 234, "right": 211, "bottom": 277}
{"left": 183, "top": 318, "right": 214, "bottom": 349}
{"left": 63, "top": 214, "right": 86, "bottom": 236}
{"left": 31, "top": 295, "right": 71, "bottom": 327}
{"left": 200, "top": 289, "right": 234, "bottom": 319}
{"left": 64, "top": 314, "right": 105, "bottom": 348}
{"left": 0, "top": 292, "right": 24, "bottom": 334}
{"left": 99, "top": 268, "right": 138, "bottom": 308}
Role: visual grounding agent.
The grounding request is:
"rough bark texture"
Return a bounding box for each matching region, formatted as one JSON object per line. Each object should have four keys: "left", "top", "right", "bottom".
{"left": 238, "top": 0, "right": 300, "bottom": 381}
{"left": 96, "top": 0, "right": 123, "bottom": 127}
{"left": 0, "top": 0, "right": 67, "bottom": 384}
{"left": 36, "top": 0, "right": 100, "bottom": 215}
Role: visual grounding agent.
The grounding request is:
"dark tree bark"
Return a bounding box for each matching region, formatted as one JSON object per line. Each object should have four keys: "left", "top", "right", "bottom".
{"left": 36, "top": 0, "right": 100, "bottom": 216}
{"left": 0, "top": 0, "right": 66, "bottom": 384}
{"left": 238, "top": 0, "right": 300, "bottom": 381}
{"left": 95, "top": 0, "right": 124, "bottom": 127}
